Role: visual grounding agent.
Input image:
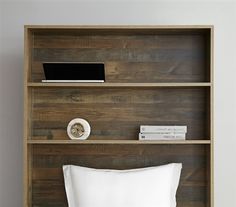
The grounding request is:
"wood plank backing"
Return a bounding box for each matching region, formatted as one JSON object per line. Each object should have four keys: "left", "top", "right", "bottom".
{"left": 31, "top": 88, "right": 210, "bottom": 140}
{"left": 31, "top": 34, "right": 210, "bottom": 82}
{"left": 33, "top": 34, "right": 204, "bottom": 49}
{"left": 32, "top": 60, "right": 207, "bottom": 83}
{"left": 31, "top": 144, "right": 210, "bottom": 207}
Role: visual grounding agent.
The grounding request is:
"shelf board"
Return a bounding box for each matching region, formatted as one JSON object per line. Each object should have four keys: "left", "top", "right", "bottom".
{"left": 27, "top": 82, "right": 212, "bottom": 88}
{"left": 27, "top": 139, "right": 211, "bottom": 145}
{"left": 25, "top": 25, "right": 214, "bottom": 29}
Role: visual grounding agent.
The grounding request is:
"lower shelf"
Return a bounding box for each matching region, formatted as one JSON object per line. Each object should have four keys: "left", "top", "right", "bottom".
{"left": 27, "top": 139, "right": 211, "bottom": 144}
{"left": 30, "top": 143, "right": 211, "bottom": 207}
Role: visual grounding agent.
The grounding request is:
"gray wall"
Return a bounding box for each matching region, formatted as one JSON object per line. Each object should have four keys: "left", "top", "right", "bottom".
{"left": 0, "top": 1, "right": 236, "bottom": 206}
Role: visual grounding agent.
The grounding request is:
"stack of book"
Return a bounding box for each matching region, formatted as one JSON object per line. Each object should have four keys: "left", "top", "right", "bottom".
{"left": 139, "top": 125, "right": 187, "bottom": 140}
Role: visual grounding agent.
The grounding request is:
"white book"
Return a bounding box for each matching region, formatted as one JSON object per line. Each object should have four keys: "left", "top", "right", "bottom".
{"left": 139, "top": 133, "right": 186, "bottom": 140}
{"left": 140, "top": 125, "right": 187, "bottom": 133}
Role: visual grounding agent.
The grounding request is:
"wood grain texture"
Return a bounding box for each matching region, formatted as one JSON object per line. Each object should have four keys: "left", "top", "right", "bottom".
{"left": 31, "top": 33, "right": 210, "bottom": 83}
{"left": 31, "top": 61, "right": 207, "bottom": 83}
{"left": 29, "top": 26, "right": 211, "bottom": 38}
{"left": 31, "top": 144, "right": 210, "bottom": 207}
{"left": 31, "top": 88, "right": 210, "bottom": 140}
{"left": 210, "top": 26, "right": 214, "bottom": 207}
{"left": 24, "top": 28, "right": 33, "bottom": 207}
{"left": 33, "top": 34, "right": 204, "bottom": 49}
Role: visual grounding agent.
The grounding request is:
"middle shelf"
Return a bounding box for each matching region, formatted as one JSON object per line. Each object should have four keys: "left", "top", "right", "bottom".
{"left": 29, "top": 86, "right": 211, "bottom": 141}
{"left": 27, "top": 139, "right": 211, "bottom": 145}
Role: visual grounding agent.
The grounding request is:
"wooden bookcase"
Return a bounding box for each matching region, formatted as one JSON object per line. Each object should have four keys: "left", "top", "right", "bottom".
{"left": 24, "top": 25, "right": 214, "bottom": 207}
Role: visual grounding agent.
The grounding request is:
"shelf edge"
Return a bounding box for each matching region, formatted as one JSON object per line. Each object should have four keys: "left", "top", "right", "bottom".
{"left": 27, "top": 82, "right": 212, "bottom": 88}
{"left": 27, "top": 140, "right": 211, "bottom": 145}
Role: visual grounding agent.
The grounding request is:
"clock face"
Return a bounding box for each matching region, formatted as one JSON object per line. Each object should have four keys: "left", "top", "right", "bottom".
{"left": 67, "top": 118, "right": 91, "bottom": 140}
{"left": 70, "top": 123, "right": 85, "bottom": 138}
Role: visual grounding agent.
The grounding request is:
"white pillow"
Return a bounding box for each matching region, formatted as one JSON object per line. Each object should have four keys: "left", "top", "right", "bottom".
{"left": 63, "top": 163, "right": 182, "bottom": 207}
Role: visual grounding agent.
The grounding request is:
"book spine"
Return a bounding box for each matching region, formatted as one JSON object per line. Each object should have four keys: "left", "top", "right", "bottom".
{"left": 139, "top": 133, "right": 186, "bottom": 140}
{"left": 139, "top": 131, "right": 185, "bottom": 135}
{"left": 140, "top": 125, "right": 187, "bottom": 133}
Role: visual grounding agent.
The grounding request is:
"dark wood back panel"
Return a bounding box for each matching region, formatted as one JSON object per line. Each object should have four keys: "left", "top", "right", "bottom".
{"left": 31, "top": 87, "right": 210, "bottom": 140}
{"left": 31, "top": 32, "right": 210, "bottom": 82}
{"left": 31, "top": 144, "right": 209, "bottom": 207}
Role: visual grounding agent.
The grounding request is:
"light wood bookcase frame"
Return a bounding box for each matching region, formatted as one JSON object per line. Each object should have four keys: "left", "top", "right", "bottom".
{"left": 24, "top": 25, "right": 214, "bottom": 207}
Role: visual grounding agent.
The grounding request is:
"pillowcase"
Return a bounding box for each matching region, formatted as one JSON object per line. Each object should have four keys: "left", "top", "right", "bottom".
{"left": 63, "top": 163, "right": 182, "bottom": 207}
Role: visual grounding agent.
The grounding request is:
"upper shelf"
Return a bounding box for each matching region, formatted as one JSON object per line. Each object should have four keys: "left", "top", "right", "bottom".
{"left": 27, "top": 82, "right": 212, "bottom": 88}
{"left": 28, "top": 26, "right": 212, "bottom": 83}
